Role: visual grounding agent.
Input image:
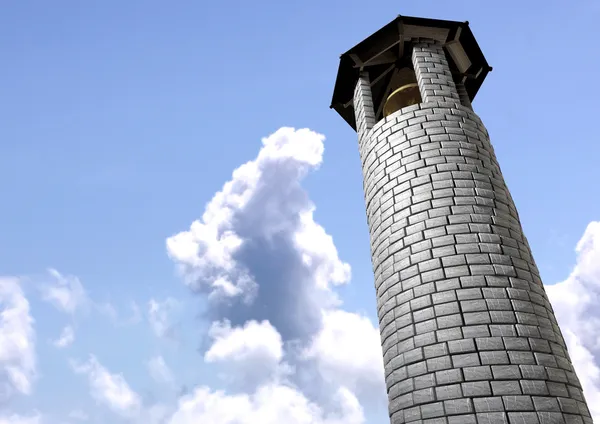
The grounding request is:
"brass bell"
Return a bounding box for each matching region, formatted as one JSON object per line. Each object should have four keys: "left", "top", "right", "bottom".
{"left": 383, "top": 83, "right": 422, "bottom": 117}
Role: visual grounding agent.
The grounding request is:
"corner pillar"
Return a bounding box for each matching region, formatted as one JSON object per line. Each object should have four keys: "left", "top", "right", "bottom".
{"left": 411, "top": 39, "right": 461, "bottom": 104}
{"left": 353, "top": 71, "right": 377, "bottom": 144}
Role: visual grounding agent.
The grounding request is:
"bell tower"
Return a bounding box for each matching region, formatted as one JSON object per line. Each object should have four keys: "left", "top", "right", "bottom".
{"left": 331, "top": 15, "right": 593, "bottom": 424}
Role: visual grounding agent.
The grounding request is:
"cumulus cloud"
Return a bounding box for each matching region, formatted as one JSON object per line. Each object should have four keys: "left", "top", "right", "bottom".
{"left": 164, "top": 127, "right": 384, "bottom": 422}
{"left": 0, "top": 277, "right": 36, "bottom": 399}
{"left": 546, "top": 221, "right": 600, "bottom": 421}
{"left": 167, "top": 384, "right": 364, "bottom": 424}
{"left": 205, "top": 319, "right": 283, "bottom": 365}
{"left": 166, "top": 127, "right": 350, "bottom": 343}
{"left": 52, "top": 325, "right": 74, "bottom": 349}
{"left": 302, "top": 309, "right": 385, "bottom": 402}
{"left": 40, "top": 269, "right": 87, "bottom": 314}
{"left": 70, "top": 355, "right": 142, "bottom": 419}
{"left": 205, "top": 319, "right": 290, "bottom": 389}
{"left": 147, "top": 356, "right": 175, "bottom": 386}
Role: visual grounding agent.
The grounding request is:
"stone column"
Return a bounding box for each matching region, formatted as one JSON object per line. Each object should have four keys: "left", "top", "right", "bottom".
{"left": 353, "top": 40, "right": 593, "bottom": 424}
{"left": 353, "top": 70, "right": 377, "bottom": 145}
{"left": 456, "top": 82, "right": 473, "bottom": 110}
{"left": 412, "top": 39, "right": 461, "bottom": 104}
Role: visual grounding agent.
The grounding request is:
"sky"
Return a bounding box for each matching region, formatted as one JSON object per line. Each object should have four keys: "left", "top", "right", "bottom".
{"left": 0, "top": 1, "right": 599, "bottom": 423}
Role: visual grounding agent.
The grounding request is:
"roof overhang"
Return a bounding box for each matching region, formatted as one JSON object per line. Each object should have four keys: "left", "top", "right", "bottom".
{"left": 330, "top": 15, "right": 492, "bottom": 130}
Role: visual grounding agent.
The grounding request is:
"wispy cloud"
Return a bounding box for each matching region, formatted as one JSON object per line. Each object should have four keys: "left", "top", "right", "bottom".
{"left": 148, "top": 298, "right": 180, "bottom": 340}
{"left": 70, "top": 355, "right": 142, "bottom": 419}
{"left": 147, "top": 356, "right": 175, "bottom": 387}
{"left": 0, "top": 413, "right": 42, "bottom": 424}
{"left": 52, "top": 325, "right": 74, "bottom": 349}
{"left": 40, "top": 269, "right": 87, "bottom": 315}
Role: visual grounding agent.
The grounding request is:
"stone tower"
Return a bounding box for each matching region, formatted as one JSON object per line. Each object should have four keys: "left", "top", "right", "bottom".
{"left": 330, "top": 15, "right": 593, "bottom": 424}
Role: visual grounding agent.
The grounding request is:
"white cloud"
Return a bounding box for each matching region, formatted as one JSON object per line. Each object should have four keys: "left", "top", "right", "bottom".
{"left": 164, "top": 127, "right": 378, "bottom": 421}
{"left": 294, "top": 209, "right": 351, "bottom": 290}
{"left": 52, "top": 325, "right": 74, "bottom": 349}
{"left": 0, "top": 277, "right": 36, "bottom": 398}
{"left": 302, "top": 309, "right": 385, "bottom": 400}
{"left": 71, "top": 355, "right": 169, "bottom": 424}
{"left": 71, "top": 355, "right": 141, "bottom": 419}
{"left": 167, "top": 384, "right": 364, "bottom": 424}
{"left": 166, "top": 128, "right": 328, "bottom": 301}
{"left": 166, "top": 127, "right": 350, "bottom": 343}
{"left": 148, "top": 298, "right": 179, "bottom": 339}
{"left": 147, "top": 356, "right": 174, "bottom": 386}
{"left": 205, "top": 320, "right": 289, "bottom": 387}
{"left": 546, "top": 221, "right": 600, "bottom": 421}
{"left": 205, "top": 319, "right": 283, "bottom": 365}
{"left": 40, "top": 269, "right": 87, "bottom": 314}
{"left": 0, "top": 414, "right": 42, "bottom": 424}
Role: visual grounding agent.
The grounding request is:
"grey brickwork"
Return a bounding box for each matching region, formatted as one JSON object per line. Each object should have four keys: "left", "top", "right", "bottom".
{"left": 353, "top": 39, "right": 593, "bottom": 424}
{"left": 354, "top": 71, "right": 377, "bottom": 143}
{"left": 456, "top": 82, "right": 473, "bottom": 110}
{"left": 412, "top": 40, "right": 461, "bottom": 104}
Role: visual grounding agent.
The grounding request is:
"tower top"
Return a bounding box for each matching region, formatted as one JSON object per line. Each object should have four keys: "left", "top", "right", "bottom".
{"left": 330, "top": 15, "right": 491, "bottom": 130}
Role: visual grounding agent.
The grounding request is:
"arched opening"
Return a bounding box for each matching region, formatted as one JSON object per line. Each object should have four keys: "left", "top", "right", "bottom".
{"left": 383, "top": 83, "right": 421, "bottom": 117}
{"left": 381, "top": 67, "right": 422, "bottom": 118}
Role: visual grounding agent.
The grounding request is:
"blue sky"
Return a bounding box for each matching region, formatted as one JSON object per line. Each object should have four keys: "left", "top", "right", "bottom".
{"left": 0, "top": 1, "right": 599, "bottom": 423}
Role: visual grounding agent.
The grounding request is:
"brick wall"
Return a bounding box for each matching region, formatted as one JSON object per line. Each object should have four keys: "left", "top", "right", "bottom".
{"left": 352, "top": 40, "right": 593, "bottom": 424}
{"left": 412, "top": 40, "right": 461, "bottom": 104}
{"left": 354, "top": 70, "right": 377, "bottom": 146}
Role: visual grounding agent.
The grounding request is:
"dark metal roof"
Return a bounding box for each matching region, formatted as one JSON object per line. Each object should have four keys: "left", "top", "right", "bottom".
{"left": 330, "top": 15, "right": 492, "bottom": 130}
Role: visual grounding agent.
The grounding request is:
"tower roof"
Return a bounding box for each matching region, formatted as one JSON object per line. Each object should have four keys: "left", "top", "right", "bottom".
{"left": 330, "top": 15, "right": 492, "bottom": 130}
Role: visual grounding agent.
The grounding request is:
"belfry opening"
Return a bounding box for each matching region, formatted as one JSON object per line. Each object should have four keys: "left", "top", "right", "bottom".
{"left": 381, "top": 67, "right": 421, "bottom": 118}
